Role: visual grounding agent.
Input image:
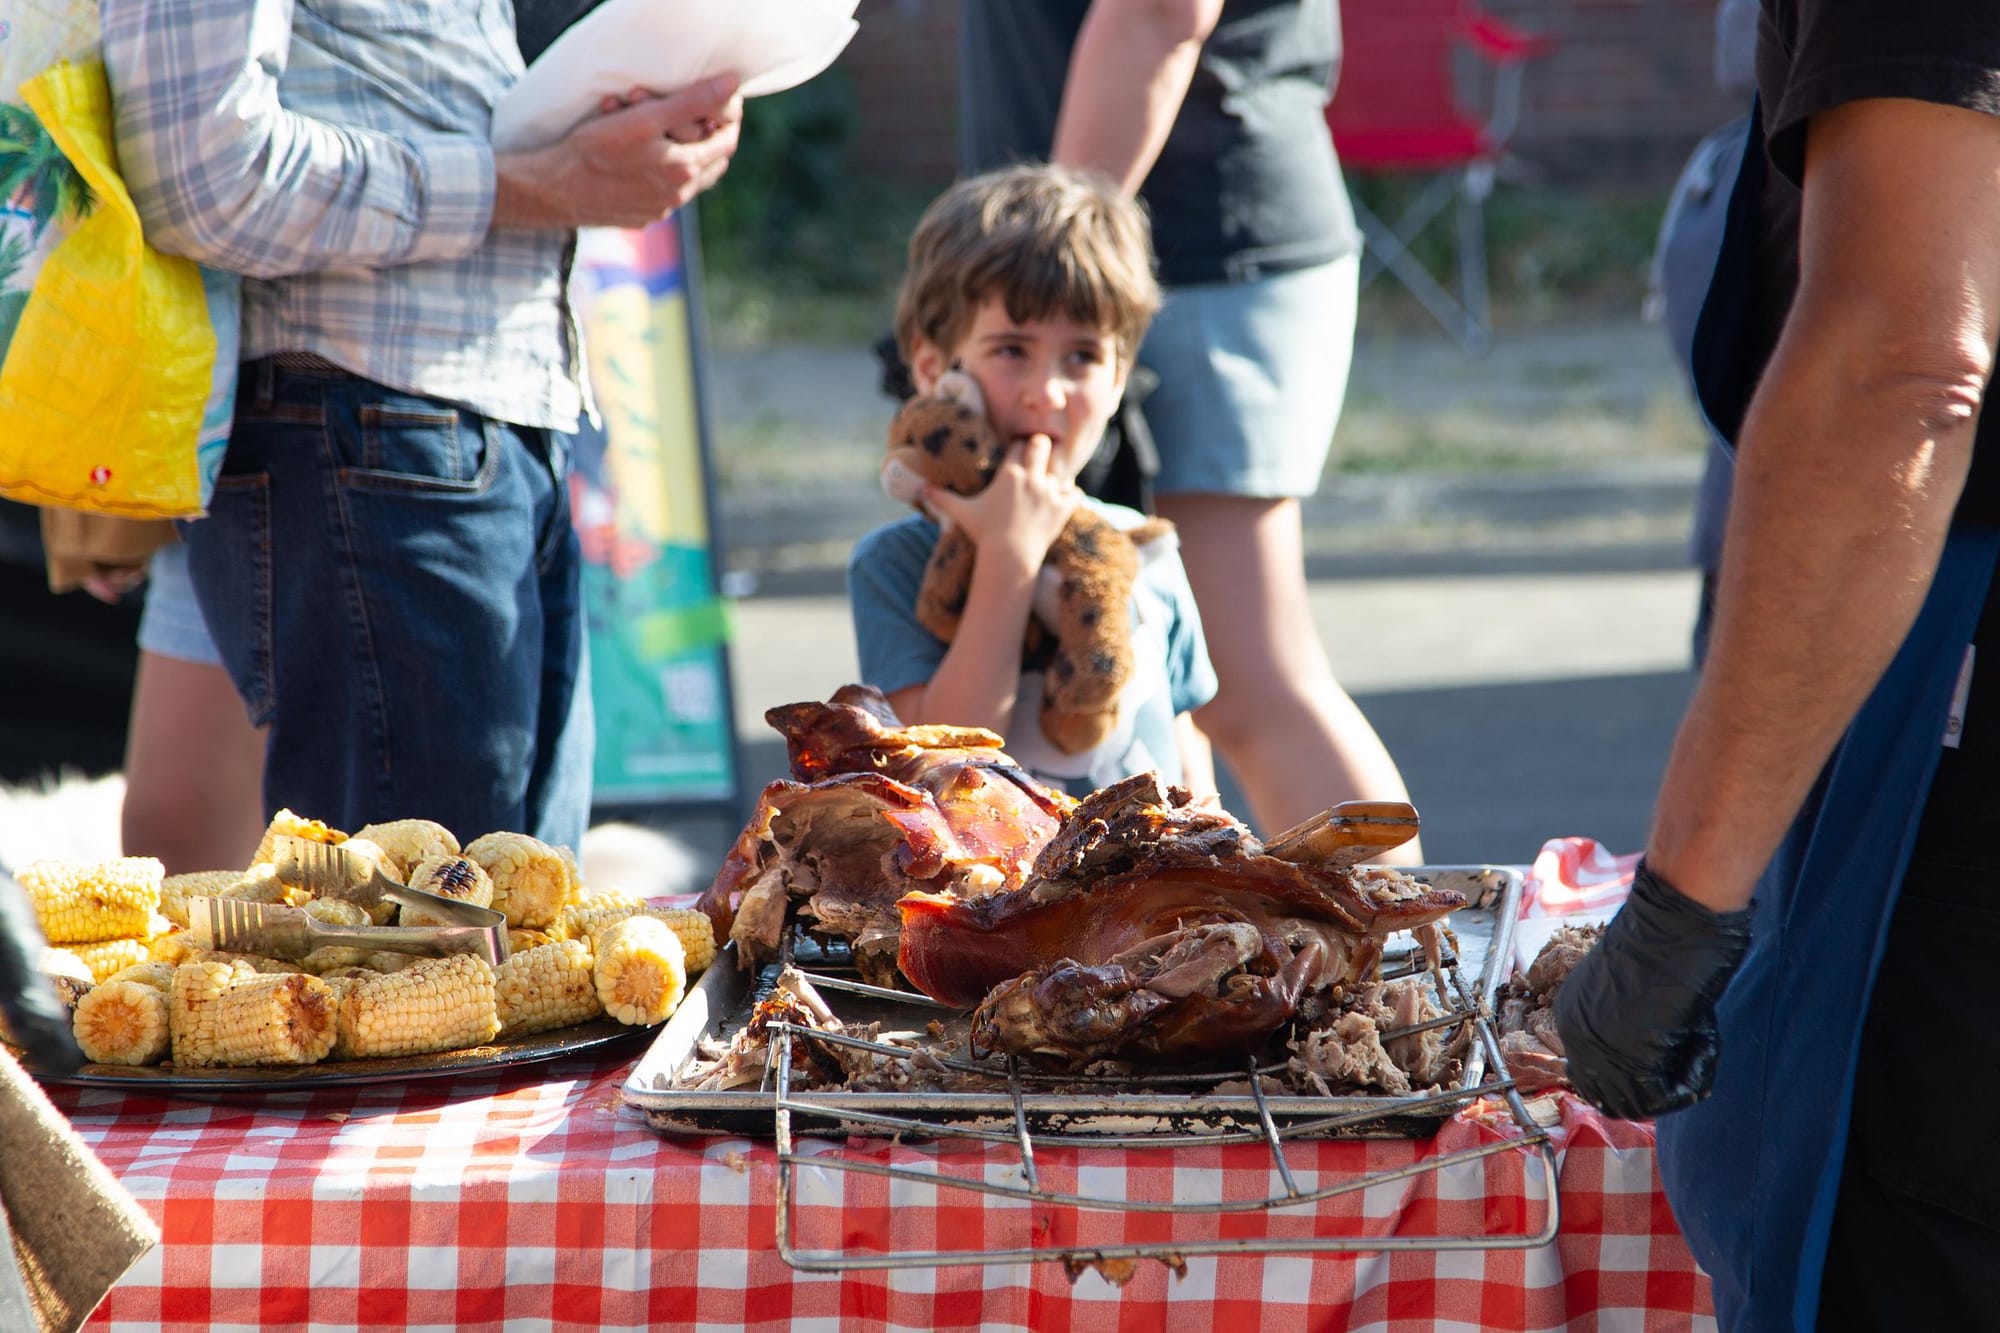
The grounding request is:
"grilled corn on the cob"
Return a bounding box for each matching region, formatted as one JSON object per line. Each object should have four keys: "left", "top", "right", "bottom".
{"left": 299, "top": 899, "right": 375, "bottom": 973}
{"left": 159, "top": 870, "right": 249, "bottom": 929}
{"left": 250, "top": 809, "right": 346, "bottom": 867}
{"left": 400, "top": 855, "right": 495, "bottom": 928}
{"left": 555, "top": 844, "right": 586, "bottom": 906}
{"left": 104, "top": 960, "right": 178, "bottom": 992}
{"left": 497, "top": 940, "right": 605, "bottom": 1036}
{"left": 216, "top": 862, "right": 312, "bottom": 908}
{"left": 352, "top": 819, "right": 459, "bottom": 880}
{"left": 464, "top": 831, "right": 568, "bottom": 930}
{"left": 593, "top": 916, "right": 686, "bottom": 1026}
{"left": 170, "top": 960, "right": 338, "bottom": 1067}
{"left": 336, "top": 954, "right": 500, "bottom": 1058}
{"left": 65, "top": 937, "right": 155, "bottom": 983}
{"left": 73, "top": 979, "right": 172, "bottom": 1065}
{"left": 560, "top": 900, "right": 715, "bottom": 974}
{"left": 19, "top": 857, "right": 163, "bottom": 944}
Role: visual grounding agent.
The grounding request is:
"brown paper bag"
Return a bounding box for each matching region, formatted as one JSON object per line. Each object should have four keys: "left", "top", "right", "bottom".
{"left": 0, "top": 1047, "right": 158, "bottom": 1332}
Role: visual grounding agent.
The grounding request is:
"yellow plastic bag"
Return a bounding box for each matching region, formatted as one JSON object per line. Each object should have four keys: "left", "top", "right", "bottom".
{"left": 0, "top": 58, "right": 216, "bottom": 518}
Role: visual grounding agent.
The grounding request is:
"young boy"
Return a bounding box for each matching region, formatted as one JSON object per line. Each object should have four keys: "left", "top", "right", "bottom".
{"left": 848, "top": 164, "right": 1218, "bottom": 798}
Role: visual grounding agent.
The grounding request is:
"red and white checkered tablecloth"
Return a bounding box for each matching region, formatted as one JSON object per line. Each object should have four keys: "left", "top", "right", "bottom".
{"left": 41, "top": 1046, "right": 1713, "bottom": 1332}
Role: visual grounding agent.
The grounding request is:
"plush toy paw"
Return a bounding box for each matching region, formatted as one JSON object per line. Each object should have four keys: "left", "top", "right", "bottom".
{"left": 878, "top": 371, "right": 1164, "bottom": 757}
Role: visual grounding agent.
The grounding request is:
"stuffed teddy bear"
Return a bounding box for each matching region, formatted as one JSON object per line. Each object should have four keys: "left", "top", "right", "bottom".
{"left": 879, "top": 370, "right": 1172, "bottom": 755}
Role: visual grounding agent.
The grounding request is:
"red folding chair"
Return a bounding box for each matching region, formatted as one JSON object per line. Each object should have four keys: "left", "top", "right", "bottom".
{"left": 1327, "top": 0, "right": 1554, "bottom": 353}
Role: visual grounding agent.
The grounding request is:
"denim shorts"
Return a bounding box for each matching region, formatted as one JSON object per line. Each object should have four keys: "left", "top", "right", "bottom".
{"left": 136, "top": 540, "right": 223, "bottom": 667}
{"left": 1137, "top": 254, "right": 1360, "bottom": 499}
{"left": 181, "top": 358, "right": 592, "bottom": 850}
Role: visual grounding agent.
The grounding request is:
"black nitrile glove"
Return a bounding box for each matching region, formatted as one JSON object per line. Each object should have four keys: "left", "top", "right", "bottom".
{"left": 1553, "top": 859, "right": 1753, "bottom": 1120}
{"left": 0, "top": 867, "right": 84, "bottom": 1073}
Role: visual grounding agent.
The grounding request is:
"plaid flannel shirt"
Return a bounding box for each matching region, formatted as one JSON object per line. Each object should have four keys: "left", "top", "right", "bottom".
{"left": 102, "top": 0, "right": 586, "bottom": 432}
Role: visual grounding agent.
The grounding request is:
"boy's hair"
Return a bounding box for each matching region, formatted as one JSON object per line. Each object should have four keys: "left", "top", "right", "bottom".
{"left": 894, "top": 163, "right": 1160, "bottom": 366}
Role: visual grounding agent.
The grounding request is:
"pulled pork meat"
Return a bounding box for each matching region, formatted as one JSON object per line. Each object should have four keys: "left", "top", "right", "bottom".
{"left": 1287, "top": 978, "right": 1472, "bottom": 1096}
{"left": 1495, "top": 923, "right": 1604, "bottom": 1094}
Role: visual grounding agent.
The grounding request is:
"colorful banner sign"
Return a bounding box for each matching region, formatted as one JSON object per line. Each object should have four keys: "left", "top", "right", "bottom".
{"left": 568, "top": 215, "right": 739, "bottom": 808}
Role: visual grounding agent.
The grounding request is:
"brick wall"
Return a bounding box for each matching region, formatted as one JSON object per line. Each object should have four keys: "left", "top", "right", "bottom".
{"left": 1486, "top": 0, "right": 1745, "bottom": 179}
{"left": 839, "top": 0, "right": 962, "bottom": 186}
{"left": 835, "top": 0, "right": 1745, "bottom": 188}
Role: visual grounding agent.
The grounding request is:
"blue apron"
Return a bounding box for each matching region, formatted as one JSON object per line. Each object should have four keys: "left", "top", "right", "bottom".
{"left": 1655, "top": 96, "right": 2000, "bottom": 1331}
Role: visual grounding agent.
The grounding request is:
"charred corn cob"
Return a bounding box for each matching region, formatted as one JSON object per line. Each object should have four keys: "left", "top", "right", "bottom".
{"left": 216, "top": 862, "right": 313, "bottom": 908}
{"left": 497, "top": 940, "right": 604, "bottom": 1036}
{"left": 250, "top": 808, "right": 347, "bottom": 867}
{"left": 299, "top": 899, "right": 374, "bottom": 973}
{"left": 555, "top": 844, "right": 586, "bottom": 906}
{"left": 464, "top": 831, "right": 568, "bottom": 930}
{"left": 400, "top": 855, "right": 495, "bottom": 927}
{"left": 148, "top": 930, "right": 198, "bottom": 965}
{"left": 363, "top": 950, "right": 423, "bottom": 973}
{"left": 186, "top": 950, "right": 304, "bottom": 975}
{"left": 66, "top": 937, "right": 154, "bottom": 983}
{"left": 104, "top": 961, "right": 177, "bottom": 992}
{"left": 560, "top": 900, "right": 715, "bottom": 974}
{"left": 336, "top": 954, "right": 500, "bottom": 1058}
{"left": 508, "top": 928, "right": 557, "bottom": 955}
{"left": 335, "top": 838, "right": 401, "bottom": 923}
{"left": 0, "top": 950, "right": 94, "bottom": 1051}
{"left": 170, "top": 960, "right": 338, "bottom": 1067}
{"left": 19, "top": 857, "right": 163, "bottom": 944}
{"left": 159, "top": 870, "right": 246, "bottom": 929}
{"left": 73, "top": 979, "right": 172, "bottom": 1065}
{"left": 593, "top": 916, "right": 686, "bottom": 1026}
{"left": 352, "top": 819, "right": 459, "bottom": 881}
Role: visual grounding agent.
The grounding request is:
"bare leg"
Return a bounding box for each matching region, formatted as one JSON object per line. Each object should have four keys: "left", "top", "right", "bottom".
{"left": 120, "top": 652, "right": 266, "bottom": 873}
{"left": 1156, "top": 492, "right": 1423, "bottom": 862}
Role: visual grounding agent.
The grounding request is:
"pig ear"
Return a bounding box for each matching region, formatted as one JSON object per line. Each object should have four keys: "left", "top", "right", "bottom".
{"left": 934, "top": 368, "right": 986, "bottom": 415}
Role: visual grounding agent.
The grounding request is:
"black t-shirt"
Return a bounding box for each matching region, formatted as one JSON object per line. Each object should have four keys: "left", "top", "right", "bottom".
{"left": 957, "top": 0, "right": 1360, "bottom": 287}
{"left": 1701, "top": 1, "right": 2000, "bottom": 874}
{"left": 514, "top": 0, "right": 603, "bottom": 65}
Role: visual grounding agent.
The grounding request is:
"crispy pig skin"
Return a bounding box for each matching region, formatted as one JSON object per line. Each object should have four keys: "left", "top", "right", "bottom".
{"left": 897, "top": 857, "right": 1456, "bottom": 1009}
{"left": 694, "top": 686, "right": 1071, "bottom": 980}
{"left": 970, "top": 923, "right": 1332, "bottom": 1066}
{"left": 898, "top": 774, "right": 1463, "bottom": 1010}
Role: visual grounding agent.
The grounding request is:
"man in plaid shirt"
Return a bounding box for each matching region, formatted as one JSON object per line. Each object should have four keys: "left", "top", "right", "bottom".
{"left": 99, "top": 1, "right": 739, "bottom": 852}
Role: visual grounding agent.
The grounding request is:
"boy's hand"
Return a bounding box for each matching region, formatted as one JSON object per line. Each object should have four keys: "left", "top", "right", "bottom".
{"left": 923, "top": 434, "right": 1082, "bottom": 574}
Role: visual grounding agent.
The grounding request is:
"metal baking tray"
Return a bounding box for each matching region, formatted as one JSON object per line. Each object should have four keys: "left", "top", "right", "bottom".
{"left": 624, "top": 865, "right": 1525, "bottom": 1139}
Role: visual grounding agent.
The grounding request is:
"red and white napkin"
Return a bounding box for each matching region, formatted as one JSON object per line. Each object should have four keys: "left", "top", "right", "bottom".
{"left": 1512, "top": 836, "right": 1638, "bottom": 973}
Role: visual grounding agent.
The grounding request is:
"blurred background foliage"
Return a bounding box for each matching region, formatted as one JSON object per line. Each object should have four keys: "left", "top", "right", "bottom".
{"left": 693, "top": 82, "right": 1670, "bottom": 349}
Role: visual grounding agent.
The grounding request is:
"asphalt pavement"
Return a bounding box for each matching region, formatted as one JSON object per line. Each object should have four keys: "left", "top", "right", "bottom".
{"left": 654, "top": 316, "right": 1709, "bottom": 876}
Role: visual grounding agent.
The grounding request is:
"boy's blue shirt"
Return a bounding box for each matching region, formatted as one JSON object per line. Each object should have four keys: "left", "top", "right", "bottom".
{"left": 847, "top": 497, "right": 1218, "bottom": 797}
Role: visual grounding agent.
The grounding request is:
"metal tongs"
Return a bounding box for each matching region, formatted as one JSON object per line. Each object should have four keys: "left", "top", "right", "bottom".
{"left": 1264, "top": 799, "right": 1421, "bottom": 869}
{"left": 186, "top": 837, "right": 508, "bottom": 967}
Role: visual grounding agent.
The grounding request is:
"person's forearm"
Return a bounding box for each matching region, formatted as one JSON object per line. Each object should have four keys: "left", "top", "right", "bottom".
{"left": 1648, "top": 329, "right": 1978, "bottom": 911}
{"left": 1176, "top": 713, "right": 1217, "bottom": 800}
{"left": 101, "top": 0, "right": 492, "bottom": 278}
{"left": 910, "top": 554, "right": 1043, "bottom": 738}
{"left": 1051, "top": 0, "right": 1222, "bottom": 193}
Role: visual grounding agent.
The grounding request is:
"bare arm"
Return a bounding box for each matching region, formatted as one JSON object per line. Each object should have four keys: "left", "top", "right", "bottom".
{"left": 1648, "top": 97, "right": 2000, "bottom": 911}
{"left": 103, "top": 0, "right": 738, "bottom": 272}
{"left": 1050, "top": 0, "right": 1225, "bottom": 193}
{"left": 1176, "top": 713, "right": 1218, "bottom": 802}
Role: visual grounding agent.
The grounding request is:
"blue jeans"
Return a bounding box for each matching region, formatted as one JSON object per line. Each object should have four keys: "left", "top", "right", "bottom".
{"left": 183, "top": 358, "right": 592, "bottom": 851}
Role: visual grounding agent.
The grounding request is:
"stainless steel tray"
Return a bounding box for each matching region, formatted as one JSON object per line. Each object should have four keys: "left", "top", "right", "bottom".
{"left": 624, "top": 865, "right": 1525, "bottom": 1139}
{"left": 621, "top": 864, "right": 1557, "bottom": 1271}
